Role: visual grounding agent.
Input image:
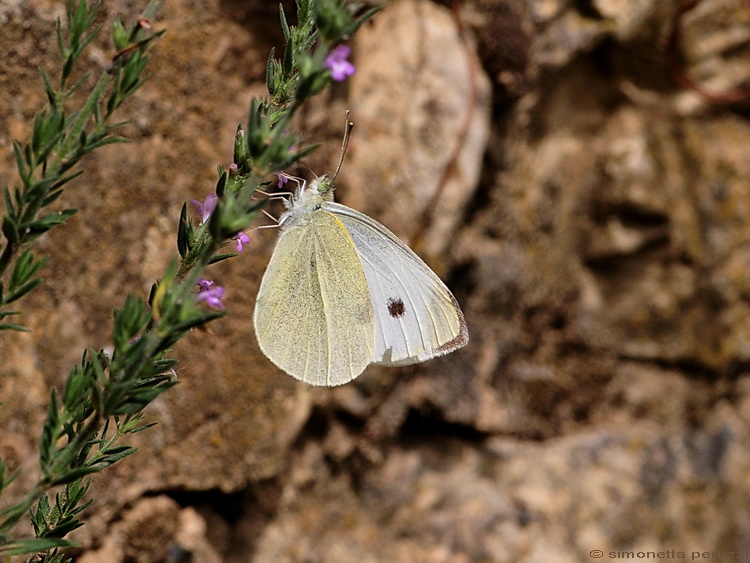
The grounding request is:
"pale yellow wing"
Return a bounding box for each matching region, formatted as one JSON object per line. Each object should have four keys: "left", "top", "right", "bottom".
{"left": 253, "top": 210, "right": 376, "bottom": 386}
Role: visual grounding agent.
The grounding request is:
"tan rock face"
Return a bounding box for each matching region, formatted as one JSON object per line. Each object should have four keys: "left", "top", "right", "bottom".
{"left": 3, "top": 0, "right": 750, "bottom": 561}
{"left": 341, "top": 0, "right": 491, "bottom": 258}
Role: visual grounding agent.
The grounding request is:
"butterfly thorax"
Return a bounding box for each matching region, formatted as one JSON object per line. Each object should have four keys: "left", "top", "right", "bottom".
{"left": 279, "top": 176, "right": 336, "bottom": 230}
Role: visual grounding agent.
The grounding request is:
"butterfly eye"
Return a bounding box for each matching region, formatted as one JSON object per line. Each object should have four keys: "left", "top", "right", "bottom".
{"left": 386, "top": 297, "right": 406, "bottom": 319}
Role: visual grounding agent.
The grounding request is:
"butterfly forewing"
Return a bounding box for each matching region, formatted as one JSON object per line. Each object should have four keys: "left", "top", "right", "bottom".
{"left": 326, "top": 202, "right": 469, "bottom": 365}
{"left": 253, "top": 210, "right": 376, "bottom": 385}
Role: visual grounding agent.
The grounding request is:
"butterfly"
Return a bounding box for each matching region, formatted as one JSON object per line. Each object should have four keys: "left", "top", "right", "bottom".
{"left": 253, "top": 174, "right": 468, "bottom": 386}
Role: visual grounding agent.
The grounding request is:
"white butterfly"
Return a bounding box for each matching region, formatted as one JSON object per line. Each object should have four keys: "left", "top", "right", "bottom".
{"left": 253, "top": 175, "right": 469, "bottom": 386}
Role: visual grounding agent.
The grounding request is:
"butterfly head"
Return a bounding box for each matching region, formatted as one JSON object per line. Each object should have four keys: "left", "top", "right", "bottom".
{"left": 308, "top": 175, "right": 335, "bottom": 199}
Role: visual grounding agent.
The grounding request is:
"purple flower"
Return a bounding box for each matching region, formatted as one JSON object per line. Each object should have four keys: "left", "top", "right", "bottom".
{"left": 277, "top": 171, "right": 290, "bottom": 189}
{"left": 325, "top": 45, "right": 355, "bottom": 82}
{"left": 229, "top": 163, "right": 238, "bottom": 174}
{"left": 196, "top": 278, "right": 225, "bottom": 310}
{"left": 232, "top": 232, "right": 251, "bottom": 252}
{"left": 190, "top": 193, "right": 218, "bottom": 224}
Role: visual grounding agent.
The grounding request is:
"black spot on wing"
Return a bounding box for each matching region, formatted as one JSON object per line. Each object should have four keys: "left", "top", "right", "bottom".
{"left": 387, "top": 297, "right": 406, "bottom": 318}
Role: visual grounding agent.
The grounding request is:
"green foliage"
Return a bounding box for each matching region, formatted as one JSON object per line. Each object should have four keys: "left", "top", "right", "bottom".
{"left": 314, "top": 0, "right": 381, "bottom": 42}
{"left": 0, "top": 0, "right": 164, "bottom": 331}
{"left": 0, "top": 537, "right": 76, "bottom": 558}
{"left": 29, "top": 479, "right": 93, "bottom": 538}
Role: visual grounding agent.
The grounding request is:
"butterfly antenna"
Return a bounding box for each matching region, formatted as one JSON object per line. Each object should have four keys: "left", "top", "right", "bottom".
{"left": 300, "top": 161, "right": 316, "bottom": 178}
{"left": 331, "top": 110, "right": 354, "bottom": 181}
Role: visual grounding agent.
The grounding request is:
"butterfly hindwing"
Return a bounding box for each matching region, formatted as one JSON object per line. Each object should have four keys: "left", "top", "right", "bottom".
{"left": 325, "top": 202, "right": 469, "bottom": 366}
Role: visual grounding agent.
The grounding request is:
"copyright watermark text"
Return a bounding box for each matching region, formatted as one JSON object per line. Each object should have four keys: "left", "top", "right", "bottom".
{"left": 589, "top": 550, "right": 750, "bottom": 560}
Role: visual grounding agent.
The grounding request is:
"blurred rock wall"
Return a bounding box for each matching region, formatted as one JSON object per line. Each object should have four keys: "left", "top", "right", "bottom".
{"left": 3, "top": 0, "right": 750, "bottom": 561}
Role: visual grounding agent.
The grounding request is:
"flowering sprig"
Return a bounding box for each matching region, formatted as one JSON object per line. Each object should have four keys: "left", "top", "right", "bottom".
{"left": 264, "top": 0, "right": 380, "bottom": 109}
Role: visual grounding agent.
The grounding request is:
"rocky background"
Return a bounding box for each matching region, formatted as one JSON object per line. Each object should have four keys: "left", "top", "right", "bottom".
{"left": 3, "top": 0, "right": 750, "bottom": 561}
